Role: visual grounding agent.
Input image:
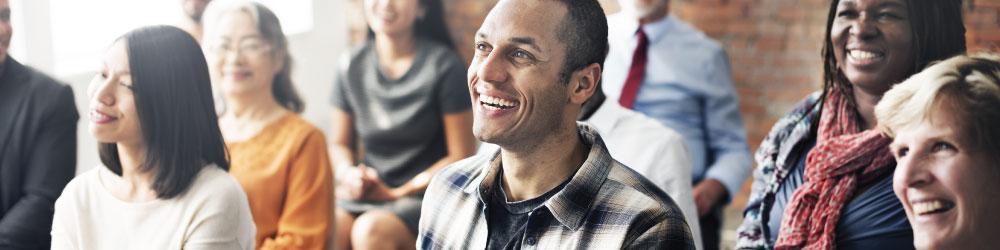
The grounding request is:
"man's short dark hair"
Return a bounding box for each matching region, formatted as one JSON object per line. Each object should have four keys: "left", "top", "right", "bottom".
{"left": 550, "top": 0, "right": 608, "bottom": 85}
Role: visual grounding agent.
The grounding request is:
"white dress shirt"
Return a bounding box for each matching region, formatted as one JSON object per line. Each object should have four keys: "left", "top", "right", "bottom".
{"left": 603, "top": 13, "right": 752, "bottom": 200}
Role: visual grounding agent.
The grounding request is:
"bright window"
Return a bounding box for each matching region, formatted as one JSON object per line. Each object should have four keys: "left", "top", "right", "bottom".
{"left": 48, "top": 0, "right": 313, "bottom": 75}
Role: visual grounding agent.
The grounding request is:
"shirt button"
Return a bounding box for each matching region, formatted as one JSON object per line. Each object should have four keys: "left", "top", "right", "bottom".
{"left": 526, "top": 237, "right": 536, "bottom": 245}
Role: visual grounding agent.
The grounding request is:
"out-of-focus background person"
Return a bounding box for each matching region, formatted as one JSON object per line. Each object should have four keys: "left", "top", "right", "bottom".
{"left": 50, "top": 25, "right": 255, "bottom": 250}
{"left": 603, "top": 0, "right": 751, "bottom": 246}
{"left": 329, "top": 0, "right": 475, "bottom": 248}
{"left": 0, "top": 0, "right": 77, "bottom": 248}
{"left": 19, "top": 0, "right": 343, "bottom": 175}
{"left": 202, "top": 1, "right": 334, "bottom": 249}
{"left": 875, "top": 53, "right": 1000, "bottom": 250}
{"left": 174, "top": 0, "right": 212, "bottom": 43}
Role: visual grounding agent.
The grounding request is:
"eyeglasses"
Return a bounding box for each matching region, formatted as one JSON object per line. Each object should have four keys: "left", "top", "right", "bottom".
{"left": 204, "top": 37, "right": 273, "bottom": 58}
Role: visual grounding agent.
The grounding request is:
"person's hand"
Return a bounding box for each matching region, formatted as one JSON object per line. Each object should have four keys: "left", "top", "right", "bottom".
{"left": 335, "top": 165, "right": 374, "bottom": 201}
{"left": 358, "top": 167, "right": 405, "bottom": 202}
{"left": 693, "top": 178, "right": 727, "bottom": 217}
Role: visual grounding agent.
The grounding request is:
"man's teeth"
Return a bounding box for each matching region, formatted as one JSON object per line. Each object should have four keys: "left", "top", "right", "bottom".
{"left": 850, "top": 50, "right": 882, "bottom": 60}
{"left": 912, "top": 200, "right": 952, "bottom": 215}
{"left": 481, "top": 95, "right": 517, "bottom": 110}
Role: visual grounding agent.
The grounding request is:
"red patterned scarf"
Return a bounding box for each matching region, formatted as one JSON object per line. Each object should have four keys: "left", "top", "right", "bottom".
{"left": 774, "top": 90, "right": 896, "bottom": 250}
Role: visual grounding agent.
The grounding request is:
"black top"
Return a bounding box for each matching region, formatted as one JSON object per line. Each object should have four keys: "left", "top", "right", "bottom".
{"left": 0, "top": 56, "right": 78, "bottom": 249}
{"left": 486, "top": 170, "right": 569, "bottom": 250}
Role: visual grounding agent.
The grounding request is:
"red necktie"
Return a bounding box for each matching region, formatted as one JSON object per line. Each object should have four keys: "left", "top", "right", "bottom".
{"left": 618, "top": 27, "right": 648, "bottom": 109}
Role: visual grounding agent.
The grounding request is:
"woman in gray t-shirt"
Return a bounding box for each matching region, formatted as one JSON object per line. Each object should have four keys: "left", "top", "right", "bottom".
{"left": 329, "top": 0, "right": 475, "bottom": 248}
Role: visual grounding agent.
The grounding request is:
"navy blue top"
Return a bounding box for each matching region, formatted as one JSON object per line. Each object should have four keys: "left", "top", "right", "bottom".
{"left": 767, "top": 135, "right": 914, "bottom": 249}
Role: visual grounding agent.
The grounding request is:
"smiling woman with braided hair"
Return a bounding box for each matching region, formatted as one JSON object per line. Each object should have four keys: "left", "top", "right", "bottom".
{"left": 735, "top": 0, "right": 967, "bottom": 249}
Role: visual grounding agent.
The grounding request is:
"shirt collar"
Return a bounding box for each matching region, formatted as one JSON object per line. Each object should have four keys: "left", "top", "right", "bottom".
{"left": 583, "top": 100, "right": 624, "bottom": 131}
{"left": 475, "top": 150, "right": 504, "bottom": 205}
{"left": 472, "top": 123, "right": 616, "bottom": 231}
{"left": 545, "top": 123, "right": 614, "bottom": 230}
{"left": 614, "top": 14, "right": 674, "bottom": 44}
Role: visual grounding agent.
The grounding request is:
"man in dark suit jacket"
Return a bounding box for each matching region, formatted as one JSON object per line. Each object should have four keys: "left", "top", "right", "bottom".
{"left": 0, "top": 0, "right": 78, "bottom": 248}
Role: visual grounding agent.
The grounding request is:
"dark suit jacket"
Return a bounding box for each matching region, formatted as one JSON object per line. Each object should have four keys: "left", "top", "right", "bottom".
{"left": 0, "top": 56, "right": 78, "bottom": 249}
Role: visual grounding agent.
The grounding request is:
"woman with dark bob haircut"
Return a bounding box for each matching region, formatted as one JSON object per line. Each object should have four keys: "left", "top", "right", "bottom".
{"left": 51, "top": 25, "right": 256, "bottom": 249}
{"left": 736, "top": 0, "right": 966, "bottom": 249}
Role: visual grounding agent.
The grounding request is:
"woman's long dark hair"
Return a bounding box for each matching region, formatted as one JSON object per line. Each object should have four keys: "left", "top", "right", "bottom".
{"left": 99, "top": 25, "right": 230, "bottom": 199}
{"left": 366, "top": 0, "right": 455, "bottom": 50}
{"left": 818, "top": 0, "right": 967, "bottom": 112}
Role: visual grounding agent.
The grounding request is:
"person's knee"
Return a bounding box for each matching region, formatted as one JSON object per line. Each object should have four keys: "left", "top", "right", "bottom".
{"left": 351, "top": 211, "right": 406, "bottom": 243}
{"left": 335, "top": 208, "right": 355, "bottom": 228}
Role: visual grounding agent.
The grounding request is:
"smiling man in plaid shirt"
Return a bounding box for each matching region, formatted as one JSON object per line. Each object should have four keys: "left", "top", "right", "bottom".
{"left": 416, "top": 0, "right": 694, "bottom": 249}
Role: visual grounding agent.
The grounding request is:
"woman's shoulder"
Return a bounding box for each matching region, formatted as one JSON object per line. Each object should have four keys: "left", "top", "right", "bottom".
{"left": 769, "top": 91, "right": 822, "bottom": 131}
{"left": 790, "top": 91, "right": 822, "bottom": 114}
{"left": 337, "top": 42, "right": 376, "bottom": 74}
{"left": 56, "top": 167, "right": 103, "bottom": 205}
{"left": 346, "top": 41, "right": 376, "bottom": 60}
{"left": 757, "top": 92, "right": 822, "bottom": 155}
{"left": 185, "top": 166, "right": 248, "bottom": 204}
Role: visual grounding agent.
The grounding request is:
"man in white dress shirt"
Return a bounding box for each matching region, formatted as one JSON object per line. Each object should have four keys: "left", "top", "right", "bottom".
{"left": 603, "top": 1, "right": 752, "bottom": 249}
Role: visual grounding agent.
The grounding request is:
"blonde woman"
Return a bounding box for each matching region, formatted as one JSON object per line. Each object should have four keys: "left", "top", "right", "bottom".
{"left": 875, "top": 54, "right": 1000, "bottom": 250}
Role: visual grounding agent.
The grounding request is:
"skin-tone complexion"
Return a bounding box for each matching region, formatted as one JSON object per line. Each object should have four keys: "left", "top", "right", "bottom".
{"left": 470, "top": 0, "right": 599, "bottom": 201}
{"left": 831, "top": 0, "right": 914, "bottom": 130}
{"left": 0, "top": 0, "right": 12, "bottom": 71}
{"left": 890, "top": 100, "right": 1000, "bottom": 250}
{"left": 204, "top": 10, "right": 288, "bottom": 144}
{"left": 88, "top": 40, "right": 157, "bottom": 203}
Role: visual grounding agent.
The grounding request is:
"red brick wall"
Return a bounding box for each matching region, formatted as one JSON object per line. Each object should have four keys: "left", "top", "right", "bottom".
{"left": 345, "top": 0, "right": 1000, "bottom": 205}
{"left": 659, "top": 0, "right": 1000, "bottom": 162}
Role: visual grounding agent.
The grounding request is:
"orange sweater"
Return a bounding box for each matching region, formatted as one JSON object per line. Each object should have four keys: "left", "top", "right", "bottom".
{"left": 227, "top": 113, "right": 333, "bottom": 250}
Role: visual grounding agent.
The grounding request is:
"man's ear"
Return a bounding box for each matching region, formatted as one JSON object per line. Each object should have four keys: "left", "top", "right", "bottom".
{"left": 568, "top": 63, "right": 601, "bottom": 105}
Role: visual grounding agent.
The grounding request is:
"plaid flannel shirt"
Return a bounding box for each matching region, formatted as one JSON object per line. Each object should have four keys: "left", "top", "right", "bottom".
{"left": 417, "top": 123, "right": 695, "bottom": 250}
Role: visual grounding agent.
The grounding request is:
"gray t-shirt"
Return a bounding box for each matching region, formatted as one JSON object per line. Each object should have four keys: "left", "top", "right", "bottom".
{"left": 486, "top": 171, "right": 569, "bottom": 250}
{"left": 331, "top": 38, "right": 470, "bottom": 188}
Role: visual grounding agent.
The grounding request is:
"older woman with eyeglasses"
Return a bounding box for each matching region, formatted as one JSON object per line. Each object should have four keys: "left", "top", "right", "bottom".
{"left": 201, "top": 1, "right": 334, "bottom": 249}
{"left": 875, "top": 54, "right": 1000, "bottom": 250}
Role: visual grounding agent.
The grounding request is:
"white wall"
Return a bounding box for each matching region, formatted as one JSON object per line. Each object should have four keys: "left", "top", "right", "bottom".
{"left": 11, "top": 0, "right": 347, "bottom": 174}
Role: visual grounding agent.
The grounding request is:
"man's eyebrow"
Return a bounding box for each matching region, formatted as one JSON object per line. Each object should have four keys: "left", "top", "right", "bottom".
{"left": 510, "top": 37, "right": 542, "bottom": 52}
{"left": 476, "top": 32, "right": 543, "bottom": 52}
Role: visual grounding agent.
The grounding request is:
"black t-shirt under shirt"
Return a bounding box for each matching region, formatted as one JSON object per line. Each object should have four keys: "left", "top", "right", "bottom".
{"left": 485, "top": 170, "right": 570, "bottom": 250}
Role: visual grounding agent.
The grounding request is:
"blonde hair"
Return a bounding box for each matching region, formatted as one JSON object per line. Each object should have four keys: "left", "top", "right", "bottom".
{"left": 875, "top": 53, "right": 1000, "bottom": 154}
